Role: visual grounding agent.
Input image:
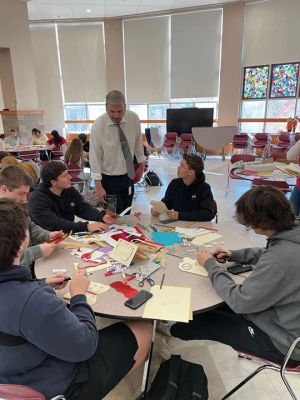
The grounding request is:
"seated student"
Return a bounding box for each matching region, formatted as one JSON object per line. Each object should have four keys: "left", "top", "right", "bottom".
{"left": 0, "top": 199, "right": 152, "bottom": 400}
{"left": 78, "top": 132, "right": 90, "bottom": 153}
{"left": 151, "top": 154, "right": 215, "bottom": 221}
{"left": 32, "top": 128, "right": 48, "bottom": 146}
{"left": 29, "top": 161, "right": 117, "bottom": 233}
{"left": 0, "top": 165, "right": 63, "bottom": 269}
{"left": 3, "top": 128, "right": 19, "bottom": 147}
{"left": 47, "top": 129, "right": 67, "bottom": 149}
{"left": 162, "top": 186, "right": 300, "bottom": 365}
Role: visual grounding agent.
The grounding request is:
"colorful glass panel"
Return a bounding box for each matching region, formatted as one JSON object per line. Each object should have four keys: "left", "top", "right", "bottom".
{"left": 270, "top": 63, "right": 299, "bottom": 98}
{"left": 243, "top": 66, "right": 269, "bottom": 99}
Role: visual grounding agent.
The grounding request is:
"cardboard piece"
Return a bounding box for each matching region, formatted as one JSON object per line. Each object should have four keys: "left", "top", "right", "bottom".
{"left": 109, "top": 239, "right": 138, "bottom": 267}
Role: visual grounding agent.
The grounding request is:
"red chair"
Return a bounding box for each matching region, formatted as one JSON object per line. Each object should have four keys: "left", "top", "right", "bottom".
{"left": 231, "top": 134, "right": 249, "bottom": 155}
{"left": 163, "top": 132, "right": 178, "bottom": 157}
{"left": 250, "top": 133, "right": 269, "bottom": 158}
{"left": 67, "top": 164, "right": 87, "bottom": 192}
{"left": 294, "top": 134, "right": 300, "bottom": 142}
{"left": 18, "top": 150, "right": 40, "bottom": 163}
{"left": 251, "top": 178, "right": 291, "bottom": 195}
{"left": 271, "top": 134, "right": 293, "bottom": 160}
{"left": 177, "top": 133, "right": 194, "bottom": 154}
{"left": 51, "top": 146, "right": 63, "bottom": 160}
{"left": 225, "top": 154, "right": 256, "bottom": 196}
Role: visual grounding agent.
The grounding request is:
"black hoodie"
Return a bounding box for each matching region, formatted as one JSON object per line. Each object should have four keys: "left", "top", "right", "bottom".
{"left": 161, "top": 174, "right": 215, "bottom": 221}
{"left": 29, "top": 183, "right": 105, "bottom": 233}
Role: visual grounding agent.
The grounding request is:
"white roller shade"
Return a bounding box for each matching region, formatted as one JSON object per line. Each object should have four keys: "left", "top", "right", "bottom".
{"left": 243, "top": 0, "right": 300, "bottom": 66}
{"left": 171, "top": 9, "right": 222, "bottom": 99}
{"left": 57, "top": 23, "right": 106, "bottom": 102}
{"left": 30, "top": 24, "right": 64, "bottom": 131}
{"left": 123, "top": 16, "right": 169, "bottom": 103}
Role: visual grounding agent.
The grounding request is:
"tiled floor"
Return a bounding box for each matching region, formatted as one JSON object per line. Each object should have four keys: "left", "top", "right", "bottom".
{"left": 101, "top": 154, "right": 300, "bottom": 400}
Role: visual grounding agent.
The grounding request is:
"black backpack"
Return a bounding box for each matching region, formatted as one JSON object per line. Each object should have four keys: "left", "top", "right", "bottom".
{"left": 146, "top": 355, "right": 209, "bottom": 399}
{"left": 145, "top": 169, "right": 162, "bottom": 186}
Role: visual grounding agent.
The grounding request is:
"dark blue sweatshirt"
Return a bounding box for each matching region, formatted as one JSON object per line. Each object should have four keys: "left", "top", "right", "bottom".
{"left": 162, "top": 174, "right": 215, "bottom": 221}
{"left": 0, "top": 265, "right": 98, "bottom": 399}
{"left": 29, "top": 183, "right": 105, "bottom": 233}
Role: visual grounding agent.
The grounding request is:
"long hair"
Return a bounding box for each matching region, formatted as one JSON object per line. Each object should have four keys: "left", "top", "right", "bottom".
{"left": 64, "top": 138, "right": 83, "bottom": 166}
{"left": 51, "top": 130, "right": 61, "bottom": 146}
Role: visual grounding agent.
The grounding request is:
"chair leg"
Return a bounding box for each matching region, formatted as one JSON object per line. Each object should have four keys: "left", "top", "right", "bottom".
{"left": 221, "top": 364, "right": 277, "bottom": 400}
{"left": 281, "top": 372, "right": 298, "bottom": 400}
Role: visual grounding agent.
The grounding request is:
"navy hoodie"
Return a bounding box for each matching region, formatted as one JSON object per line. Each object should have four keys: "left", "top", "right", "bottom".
{"left": 29, "top": 183, "right": 105, "bottom": 233}
{"left": 0, "top": 265, "right": 98, "bottom": 399}
{"left": 162, "top": 174, "right": 215, "bottom": 221}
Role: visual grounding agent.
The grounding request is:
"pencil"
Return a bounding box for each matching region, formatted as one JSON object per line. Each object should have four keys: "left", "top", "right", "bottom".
{"left": 160, "top": 273, "right": 165, "bottom": 290}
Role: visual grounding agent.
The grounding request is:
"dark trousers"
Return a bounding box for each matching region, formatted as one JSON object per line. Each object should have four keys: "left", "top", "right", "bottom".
{"left": 171, "top": 305, "right": 299, "bottom": 366}
{"left": 101, "top": 174, "right": 134, "bottom": 215}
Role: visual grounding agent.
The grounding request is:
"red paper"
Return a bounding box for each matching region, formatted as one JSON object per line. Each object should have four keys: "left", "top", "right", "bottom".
{"left": 110, "top": 281, "right": 138, "bottom": 298}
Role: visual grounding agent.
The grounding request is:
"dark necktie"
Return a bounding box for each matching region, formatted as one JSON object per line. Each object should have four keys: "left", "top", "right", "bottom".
{"left": 116, "top": 124, "right": 135, "bottom": 180}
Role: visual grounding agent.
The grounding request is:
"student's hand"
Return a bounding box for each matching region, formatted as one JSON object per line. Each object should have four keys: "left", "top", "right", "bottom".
{"left": 96, "top": 185, "right": 106, "bottom": 204}
{"left": 151, "top": 207, "right": 159, "bottom": 217}
{"left": 70, "top": 269, "right": 90, "bottom": 297}
{"left": 103, "top": 212, "right": 118, "bottom": 225}
{"left": 197, "top": 251, "right": 214, "bottom": 266}
{"left": 40, "top": 242, "right": 56, "bottom": 258}
{"left": 49, "top": 230, "right": 64, "bottom": 241}
{"left": 87, "top": 222, "right": 109, "bottom": 232}
{"left": 45, "top": 273, "right": 68, "bottom": 290}
{"left": 212, "top": 247, "right": 232, "bottom": 263}
{"left": 166, "top": 210, "right": 179, "bottom": 220}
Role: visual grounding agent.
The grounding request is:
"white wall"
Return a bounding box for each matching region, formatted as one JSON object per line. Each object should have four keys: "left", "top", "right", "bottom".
{"left": 243, "top": 0, "right": 300, "bottom": 66}
{"left": 0, "top": 0, "right": 39, "bottom": 109}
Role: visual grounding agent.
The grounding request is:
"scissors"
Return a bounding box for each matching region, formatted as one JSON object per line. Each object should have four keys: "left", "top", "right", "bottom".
{"left": 134, "top": 212, "right": 142, "bottom": 221}
{"left": 137, "top": 268, "right": 155, "bottom": 287}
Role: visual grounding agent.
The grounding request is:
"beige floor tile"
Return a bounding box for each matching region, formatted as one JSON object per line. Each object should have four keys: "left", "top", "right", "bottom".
{"left": 266, "top": 369, "right": 300, "bottom": 399}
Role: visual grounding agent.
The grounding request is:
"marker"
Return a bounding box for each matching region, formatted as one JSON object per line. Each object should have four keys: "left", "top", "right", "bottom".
{"left": 63, "top": 276, "right": 72, "bottom": 282}
{"left": 74, "top": 231, "right": 91, "bottom": 236}
{"left": 105, "top": 270, "right": 123, "bottom": 276}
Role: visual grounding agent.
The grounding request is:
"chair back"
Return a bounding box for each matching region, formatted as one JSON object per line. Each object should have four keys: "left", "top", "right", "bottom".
{"left": 67, "top": 164, "right": 83, "bottom": 184}
{"left": 180, "top": 133, "right": 193, "bottom": 141}
{"left": 165, "top": 132, "right": 177, "bottom": 140}
{"left": 252, "top": 178, "right": 290, "bottom": 193}
{"left": 230, "top": 154, "right": 255, "bottom": 164}
{"left": 278, "top": 134, "right": 291, "bottom": 143}
{"left": 233, "top": 134, "right": 248, "bottom": 142}
{"left": 254, "top": 133, "right": 268, "bottom": 142}
{"left": 294, "top": 134, "right": 300, "bottom": 142}
{"left": 18, "top": 150, "right": 40, "bottom": 162}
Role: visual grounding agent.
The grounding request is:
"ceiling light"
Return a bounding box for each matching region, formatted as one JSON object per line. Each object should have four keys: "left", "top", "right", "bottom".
{"left": 86, "top": 9, "right": 91, "bottom": 13}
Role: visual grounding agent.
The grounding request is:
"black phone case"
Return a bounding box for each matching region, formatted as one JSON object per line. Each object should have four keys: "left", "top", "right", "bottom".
{"left": 124, "top": 290, "right": 153, "bottom": 310}
{"left": 227, "top": 264, "right": 253, "bottom": 275}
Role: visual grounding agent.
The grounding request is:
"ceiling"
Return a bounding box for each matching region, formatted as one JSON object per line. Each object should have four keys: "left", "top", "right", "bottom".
{"left": 27, "top": 0, "right": 249, "bottom": 21}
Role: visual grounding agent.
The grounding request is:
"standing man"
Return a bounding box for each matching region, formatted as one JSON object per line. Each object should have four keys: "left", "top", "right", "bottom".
{"left": 90, "top": 90, "right": 145, "bottom": 214}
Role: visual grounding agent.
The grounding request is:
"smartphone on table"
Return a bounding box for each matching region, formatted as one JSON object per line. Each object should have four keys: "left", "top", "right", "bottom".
{"left": 227, "top": 263, "right": 253, "bottom": 275}
{"left": 124, "top": 290, "right": 153, "bottom": 310}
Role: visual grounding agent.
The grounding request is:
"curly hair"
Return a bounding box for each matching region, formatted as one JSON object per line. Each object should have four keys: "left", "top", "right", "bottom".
{"left": 235, "top": 186, "right": 295, "bottom": 232}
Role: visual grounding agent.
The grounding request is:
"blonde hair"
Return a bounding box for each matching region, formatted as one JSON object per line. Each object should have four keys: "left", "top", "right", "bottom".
{"left": 21, "top": 162, "right": 39, "bottom": 183}
{"left": 1, "top": 156, "right": 19, "bottom": 167}
{"left": 64, "top": 138, "right": 83, "bottom": 166}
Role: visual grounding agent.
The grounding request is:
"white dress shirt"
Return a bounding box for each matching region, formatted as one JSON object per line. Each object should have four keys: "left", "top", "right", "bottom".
{"left": 89, "top": 110, "right": 145, "bottom": 180}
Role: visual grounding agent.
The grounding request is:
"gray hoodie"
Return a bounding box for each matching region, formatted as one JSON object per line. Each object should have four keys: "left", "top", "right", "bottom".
{"left": 205, "top": 223, "right": 300, "bottom": 360}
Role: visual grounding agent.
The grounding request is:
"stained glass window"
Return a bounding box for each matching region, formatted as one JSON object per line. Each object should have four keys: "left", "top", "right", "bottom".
{"left": 242, "top": 66, "right": 269, "bottom": 99}
{"left": 270, "top": 63, "right": 299, "bottom": 98}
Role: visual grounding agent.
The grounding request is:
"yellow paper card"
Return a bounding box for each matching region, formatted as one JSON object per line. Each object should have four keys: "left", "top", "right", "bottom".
{"left": 109, "top": 239, "right": 138, "bottom": 267}
{"left": 143, "top": 285, "right": 191, "bottom": 323}
{"left": 192, "top": 233, "right": 222, "bottom": 246}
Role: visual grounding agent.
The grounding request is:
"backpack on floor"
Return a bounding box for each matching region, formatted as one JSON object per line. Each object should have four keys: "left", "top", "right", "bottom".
{"left": 146, "top": 355, "right": 208, "bottom": 400}
{"left": 144, "top": 169, "right": 162, "bottom": 186}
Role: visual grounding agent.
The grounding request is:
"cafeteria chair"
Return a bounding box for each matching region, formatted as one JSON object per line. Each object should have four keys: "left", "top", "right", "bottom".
{"left": 222, "top": 336, "right": 300, "bottom": 399}
{"left": 250, "top": 133, "right": 269, "bottom": 158}
{"left": 225, "top": 154, "right": 256, "bottom": 196}
{"left": 67, "top": 163, "right": 87, "bottom": 193}
{"left": 0, "top": 384, "right": 65, "bottom": 400}
{"left": 231, "top": 133, "right": 249, "bottom": 155}
{"left": 251, "top": 178, "right": 291, "bottom": 195}
{"left": 163, "top": 132, "right": 178, "bottom": 157}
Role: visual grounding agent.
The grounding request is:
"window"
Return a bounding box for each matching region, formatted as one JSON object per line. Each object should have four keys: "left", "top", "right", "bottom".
{"left": 195, "top": 102, "right": 218, "bottom": 118}
{"left": 241, "top": 101, "right": 266, "bottom": 118}
{"left": 266, "top": 99, "right": 296, "bottom": 118}
{"left": 240, "top": 122, "right": 264, "bottom": 134}
{"left": 170, "top": 102, "right": 193, "bottom": 109}
{"left": 242, "top": 65, "right": 269, "bottom": 99}
{"left": 270, "top": 63, "right": 299, "bottom": 98}
{"left": 65, "top": 104, "right": 89, "bottom": 133}
{"left": 88, "top": 104, "right": 105, "bottom": 120}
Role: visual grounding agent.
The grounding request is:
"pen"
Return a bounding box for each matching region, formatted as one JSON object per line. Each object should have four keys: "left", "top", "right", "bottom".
{"left": 160, "top": 273, "right": 165, "bottom": 290}
{"left": 74, "top": 231, "right": 91, "bottom": 236}
{"left": 199, "top": 226, "right": 218, "bottom": 232}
